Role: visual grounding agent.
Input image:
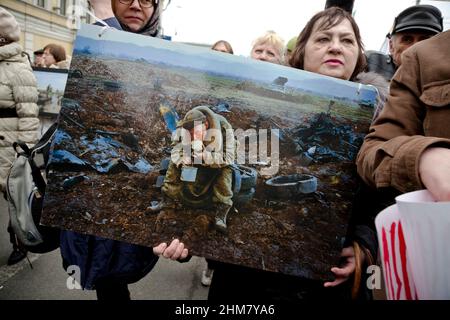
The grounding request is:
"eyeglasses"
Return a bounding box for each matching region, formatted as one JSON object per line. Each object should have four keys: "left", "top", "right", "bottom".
{"left": 118, "top": 0, "right": 156, "bottom": 8}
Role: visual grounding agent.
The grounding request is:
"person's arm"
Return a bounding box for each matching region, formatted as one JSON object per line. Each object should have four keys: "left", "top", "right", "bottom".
{"left": 324, "top": 182, "right": 380, "bottom": 289}
{"left": 356, "top": 48, "right": 450, "bottom": 195}
{"left": 419, "top": 147, "right": 450, "bottom": 201}
{"left": 203, "top": 121, "right": 236, "bottom": 168}
{"left": 170, "top": 129, "right": 192, "bottom": 168}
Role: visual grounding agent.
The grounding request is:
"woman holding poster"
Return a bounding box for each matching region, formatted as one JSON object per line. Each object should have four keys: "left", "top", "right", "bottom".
{"left": 203, "top": 7, "right": 388, "bottom": 301}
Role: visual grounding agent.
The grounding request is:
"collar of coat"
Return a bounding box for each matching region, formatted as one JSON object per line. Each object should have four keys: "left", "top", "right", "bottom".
{"left": 0, "top": 42, "right": 22, "bottom": 61}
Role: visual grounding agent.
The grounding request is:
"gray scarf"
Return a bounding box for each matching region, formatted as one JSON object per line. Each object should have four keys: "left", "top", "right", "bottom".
{"left": 114, "top": 0, "right": 162, "bottom": 37}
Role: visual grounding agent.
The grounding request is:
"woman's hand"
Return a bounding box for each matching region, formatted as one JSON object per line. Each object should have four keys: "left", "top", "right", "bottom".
{"left": 153, "top": 239, "right": 189, "bottom": 260}
{"left": 324, "top": 246, "right": 361, "bottom": 287}
{"left": 419, "top": 147, "right": 450, "bottom": 201}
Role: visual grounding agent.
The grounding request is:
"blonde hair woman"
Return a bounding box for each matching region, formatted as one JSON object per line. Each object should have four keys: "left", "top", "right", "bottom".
{"left": 250, "top": 31, "right": 285, "bottom": 64}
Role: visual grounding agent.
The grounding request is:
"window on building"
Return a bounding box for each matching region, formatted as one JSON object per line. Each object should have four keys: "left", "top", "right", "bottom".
{"left": 60, "top": 0, "right": 67, "bottom": 15}
{"left": 36, "top": 0, "right": 45, "bottom": 8}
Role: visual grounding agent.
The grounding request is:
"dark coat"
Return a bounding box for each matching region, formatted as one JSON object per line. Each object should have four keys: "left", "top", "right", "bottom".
{"left": 60, "top": 231, "right": 158, "bottom": 289}
{"left": 208, "top": 261, "right": 351, "bottom": 301}
{"left": 365, "top": 50, "right": 397, "bottom": 82}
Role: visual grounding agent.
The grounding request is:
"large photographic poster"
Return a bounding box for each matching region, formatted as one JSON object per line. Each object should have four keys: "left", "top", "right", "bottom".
{"left": 41, "top": 24, "right": 377, "bottom": 280}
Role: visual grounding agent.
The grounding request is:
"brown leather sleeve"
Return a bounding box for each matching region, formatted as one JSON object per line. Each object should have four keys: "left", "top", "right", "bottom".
{"left": 356, "top": 48, "right": 450, "bottom": 193}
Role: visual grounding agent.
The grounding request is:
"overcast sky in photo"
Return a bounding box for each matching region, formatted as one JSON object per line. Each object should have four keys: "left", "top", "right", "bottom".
{"left": 160, "top": 0, "right": 450, "bottom": 56}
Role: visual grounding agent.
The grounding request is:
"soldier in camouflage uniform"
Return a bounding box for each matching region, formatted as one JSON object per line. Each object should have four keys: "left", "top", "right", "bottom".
{"left": 151, "top": 106, "right": 236, "bottom": 233}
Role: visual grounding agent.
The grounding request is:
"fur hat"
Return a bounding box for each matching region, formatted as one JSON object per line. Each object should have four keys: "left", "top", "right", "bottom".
{"left": 0, "top": 7, "right": 20, "bottom": 44}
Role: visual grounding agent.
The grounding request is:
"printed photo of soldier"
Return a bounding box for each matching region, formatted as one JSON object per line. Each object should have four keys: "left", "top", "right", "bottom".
{"left": 150, "top": 106, "right": 236, "bottom": 233}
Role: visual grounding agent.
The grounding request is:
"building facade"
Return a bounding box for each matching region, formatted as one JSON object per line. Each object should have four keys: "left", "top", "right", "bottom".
{"left": 1, "top": 0, "right": 91, "bottom": 61}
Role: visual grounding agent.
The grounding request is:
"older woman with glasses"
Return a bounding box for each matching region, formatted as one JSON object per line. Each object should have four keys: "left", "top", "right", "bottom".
{"left": 112, "top": 0, "right": 161, "bottom": 35}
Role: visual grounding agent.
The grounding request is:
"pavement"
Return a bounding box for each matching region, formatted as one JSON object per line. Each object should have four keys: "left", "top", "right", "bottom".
{"left": 0, "top": 196, "right": 386, "bottom": 301}
{"left": 0, "top": 196, "right": 209, "bottom": 300}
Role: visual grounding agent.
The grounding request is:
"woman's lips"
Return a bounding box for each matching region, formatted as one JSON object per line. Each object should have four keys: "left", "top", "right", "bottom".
{"left": 125, "top": 16, "right": 143, "bottom": 22}
{"left": 325, "top": 59, "right": 344, "bottom": 66}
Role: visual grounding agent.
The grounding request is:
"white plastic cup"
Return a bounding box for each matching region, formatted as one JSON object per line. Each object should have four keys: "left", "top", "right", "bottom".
{"left": 396, "top": 190, "right": 450, "bottom": 300}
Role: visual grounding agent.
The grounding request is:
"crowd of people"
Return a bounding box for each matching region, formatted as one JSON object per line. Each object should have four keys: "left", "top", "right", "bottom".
{"left": 33, "top": 43, "right": 71, "bottom": 69}
{"left": 0, "top": 0, "right": 448, "bottom": 301}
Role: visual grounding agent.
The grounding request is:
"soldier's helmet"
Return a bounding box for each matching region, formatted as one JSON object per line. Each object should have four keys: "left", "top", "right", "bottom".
{"left": 177, "top": 109, "right": 207, "bottom": 130}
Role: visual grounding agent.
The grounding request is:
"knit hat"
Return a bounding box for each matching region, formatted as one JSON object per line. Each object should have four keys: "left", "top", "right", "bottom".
{"left": 286, "top": 36, "right": 298, "bottom": 53}
{"left": 0, "top": 7, "right": 20, "bottom": 44}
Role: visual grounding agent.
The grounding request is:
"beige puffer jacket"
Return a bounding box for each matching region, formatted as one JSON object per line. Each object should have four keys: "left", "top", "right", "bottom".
{"left": 0, "top": 42, "right": 40, "bottom": 191}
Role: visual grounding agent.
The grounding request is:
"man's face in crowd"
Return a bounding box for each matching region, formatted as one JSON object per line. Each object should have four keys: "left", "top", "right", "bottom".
{"left": 389, "top": 30, "right": 435, "bottom": 66}
{"left": 34, "top": 54, "right": 44, "bottom": 66}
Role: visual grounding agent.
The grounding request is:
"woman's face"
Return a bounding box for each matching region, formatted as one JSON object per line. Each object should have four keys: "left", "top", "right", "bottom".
{"left": 114, "top": 0, "right": 155, "bottom": 32}
{"left": 251, "top": 43, "right": 282, "bottom": 64}
{"left": 43, "top": 48, "right": 57, "bottom": 66}
{"left": 303, "top": 18, "right": 359, "bottom": 80}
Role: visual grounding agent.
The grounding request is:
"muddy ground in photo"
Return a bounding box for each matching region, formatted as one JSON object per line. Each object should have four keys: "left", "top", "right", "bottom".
{"left": 42, "top": 54, "right": 372, "bottom": 281}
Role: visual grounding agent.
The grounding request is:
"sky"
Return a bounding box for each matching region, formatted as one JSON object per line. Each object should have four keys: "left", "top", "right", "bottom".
{"left": 160, "top": 0, "right": 450, "bottom": 57}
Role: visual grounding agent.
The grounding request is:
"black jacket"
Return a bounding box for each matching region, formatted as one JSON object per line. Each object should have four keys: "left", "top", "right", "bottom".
{"left": 365, "top": 51, "right": 397, "bottom": 82}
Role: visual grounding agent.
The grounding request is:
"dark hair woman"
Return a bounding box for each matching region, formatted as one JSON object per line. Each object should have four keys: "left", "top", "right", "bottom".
{"left": 289, "top": 7, "right": 366, "bottom": 81}
{"left": 43, "top": 43, "right": 68, "bottom": 68}
{"left": 206, "top": 7, "right": 388, "bottom": 301}
{"left": 211, "top": 40, "right": 234, "bottom": 54}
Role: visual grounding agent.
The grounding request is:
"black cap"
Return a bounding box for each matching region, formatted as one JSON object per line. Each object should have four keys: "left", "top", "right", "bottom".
{"left": 34, "top": 48, "right": 44, "bottom": 55}
{"left": 391, "top": 5, "right": 443, "bottom": 36}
